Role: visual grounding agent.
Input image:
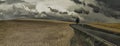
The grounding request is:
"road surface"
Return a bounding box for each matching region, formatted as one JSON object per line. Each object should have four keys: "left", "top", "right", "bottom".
{"left": 70, "top": 24, "right": 120, "bottom": 46}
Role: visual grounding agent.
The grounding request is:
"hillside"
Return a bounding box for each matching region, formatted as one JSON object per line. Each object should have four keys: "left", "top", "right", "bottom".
{"left": 88, "top": 23, "right": 120, "bottom": 34}
{"left": 0, "top": 19, "right": 75, "bottom": 46}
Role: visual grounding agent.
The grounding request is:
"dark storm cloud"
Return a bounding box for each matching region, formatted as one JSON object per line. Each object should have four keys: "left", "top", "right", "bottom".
{"left": 5, "top": 0, "right": 25, "bottom": 4}
{"left": 0, "top": 0, "right": 5, "bottom": 4}
{"left": 96, "top": 0, "right": 120, "bottom": 11}
{"left": 71, "top": 0, "right": 82, "bottom": 4}
{"left": 87, "top": 4, "right": 100, "bottom": 13}
{"left": 91, "top": 0, "right": 120, "bottom": 19}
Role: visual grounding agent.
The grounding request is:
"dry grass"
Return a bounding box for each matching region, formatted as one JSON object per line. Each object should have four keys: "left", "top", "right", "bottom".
{"left": 88, "top": 23, "right": 120, "bottom": 34}
{"left": 0, "top": 19, "right": 75, "bottom": 46}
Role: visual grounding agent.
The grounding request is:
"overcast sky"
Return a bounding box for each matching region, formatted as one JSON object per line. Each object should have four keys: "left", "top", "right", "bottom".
{"left": 0, "top": 0, "right": 120, "bottom": 22}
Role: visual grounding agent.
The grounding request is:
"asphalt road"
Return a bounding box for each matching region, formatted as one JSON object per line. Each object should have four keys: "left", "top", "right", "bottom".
{"left": 70, "top": 24, "right": 120, "bottom": 46}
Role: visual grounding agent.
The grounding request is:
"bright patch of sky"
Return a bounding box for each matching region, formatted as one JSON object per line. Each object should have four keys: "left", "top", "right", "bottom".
{"left": 24, "top": 0, "right": 77, "bottom": 13}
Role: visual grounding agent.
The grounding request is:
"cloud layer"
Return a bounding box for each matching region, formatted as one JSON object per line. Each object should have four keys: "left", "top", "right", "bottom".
{"left": 0, "top": 0, "right": 120, "bottom": 23}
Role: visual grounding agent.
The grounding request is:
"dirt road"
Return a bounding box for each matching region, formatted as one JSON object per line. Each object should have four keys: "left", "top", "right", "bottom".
{"left": 0, "top": 19, "right": 74, "bottom": 46}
